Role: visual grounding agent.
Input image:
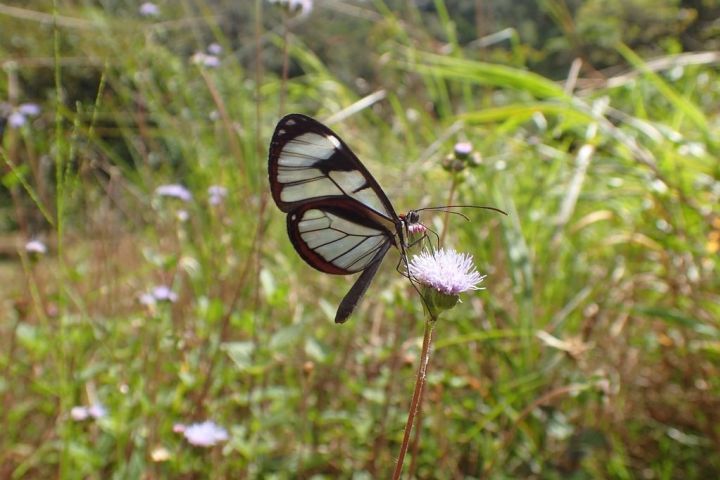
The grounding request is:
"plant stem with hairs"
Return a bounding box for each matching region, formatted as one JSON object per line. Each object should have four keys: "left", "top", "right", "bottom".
{"left": 392, "top": 316, "right": 436, "bottom": 480}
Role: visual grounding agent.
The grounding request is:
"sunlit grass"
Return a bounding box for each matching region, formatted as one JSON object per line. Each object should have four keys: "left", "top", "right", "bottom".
{"left": 1, "top": 1, "right": 719, "bottom": 478}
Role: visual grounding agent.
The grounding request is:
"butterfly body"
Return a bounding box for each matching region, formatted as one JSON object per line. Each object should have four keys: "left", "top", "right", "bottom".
{"left": 268, "top": 114, "right": 419, "bottom": 323}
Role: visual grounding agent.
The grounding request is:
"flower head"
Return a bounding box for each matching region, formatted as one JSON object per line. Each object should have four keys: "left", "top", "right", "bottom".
{"left": 139, "top": 2, "right": 160, "bottom": 17}
{"left": 71, "top": 406, "right": 90, "bottom": 421}
{"left": 87, "top": 403, "right": 107, "bottom": 419}
{"left": 139, "top": 285, "right": 178, "bottom": 306}
{"left": 191, "top": 52, "right": 221, "bottom": 68}
{"left": 408, "top": 249, "right": 485, "bottom": 318}
{"left": 7, "top": 103, "right": 41, "bottom": 129}
{"left": 151, "top": 285, "right": 178, "bottom": 303}
{"left": 25, "top": 239, "right": 47, "bottom": 255}
{"left": 155, "top": 184, "right": 192, "bottom": 202}
{"left": 8, "top": 112, "right": 26, "bottom": 128}
{"left": 18, "top": 103, "right": 41, "bottom": 116}
{"left": 177, "top": 421, "right": 229, "bottom": 447}
{"left": 454, "top": 141, "right": 473, "bottom": 158}
{"left": 408, "top": 249, "right": 484, "bottom": 296}
{"left": 207, "top": 43, "right": 223, "bottom": 55}
{"left": 70, "top": 403, "right": 107, "bottom": 421}
{"left": 208, "top": 185, "right": 227, "bottom": 205}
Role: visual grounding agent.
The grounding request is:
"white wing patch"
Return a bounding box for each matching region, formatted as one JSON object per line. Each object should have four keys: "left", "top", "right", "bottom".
{"left": 280, "top": 133, "right": 335, "bottom": 166}
{"left": 296, "top": 208, "right": 390, "bottom": 272}
{"left": 327, "top": 135, "right": 341, "bottom": 149}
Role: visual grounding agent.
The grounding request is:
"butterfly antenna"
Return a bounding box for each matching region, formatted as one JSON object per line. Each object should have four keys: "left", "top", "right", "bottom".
{"left": 415, "top": 205, "right": 508, "bottom": 216}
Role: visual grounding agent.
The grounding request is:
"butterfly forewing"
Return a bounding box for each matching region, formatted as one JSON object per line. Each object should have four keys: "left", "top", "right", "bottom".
{"left": 269, "top": 114, "right": 398, "bottom": 220}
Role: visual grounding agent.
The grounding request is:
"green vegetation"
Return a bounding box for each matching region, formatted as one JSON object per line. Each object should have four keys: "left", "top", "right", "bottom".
{"left": 2, "top": 0, "right": 719, "bottom": 478}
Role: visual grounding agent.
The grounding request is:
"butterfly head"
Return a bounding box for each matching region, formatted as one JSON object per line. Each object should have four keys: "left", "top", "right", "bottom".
{"left": 401, "top": 210, "right": 427, "bottom": 236}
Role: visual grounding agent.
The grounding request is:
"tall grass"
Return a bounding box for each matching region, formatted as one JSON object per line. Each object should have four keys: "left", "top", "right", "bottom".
{"left": 1, "top": 1, "right": 719, "bottom": 478}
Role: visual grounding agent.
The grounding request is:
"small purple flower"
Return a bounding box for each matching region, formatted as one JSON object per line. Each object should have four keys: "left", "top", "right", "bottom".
{"left": 71, "top": 406, "right": 90, "bottom": 421}
{"left": 208, "top": 185, "right": 227, "bottom": 205}
{"left": 454, "top": 141, "right": 473, "bottom": 157}
{"left": 408, "top": 249, "right": 485, "bottom": 296}
{"left": 176, "top": 209, "right": 189, "bottom": 222}
{"left": 155, "top": 184, "right": 192, "bottom": 202}
{"left": 152, "top": 285, "right": 178, "bottom": 303}
{"left": 140, "top": 285, "right": 179, "bottom": 305}
{"left": 179, "top": 421, "right": 229, "bottom": 447}
{"left": 71, "top": 403, "right": 106, "bottom": 421}
{"left": 8, "top": 112, "right": 27, "bottom": 128}
{"left": 7, "top": 103, "right": 41, "bottom": 129}
{"left": 18, "top": 103, "right": 41, "bottom": 116}
{"left": 139, "top": 2, "right": 160, "bottom": 17}
{"left": 139, "top": 292, "right": 156, "bottom": 306}
{"left": 191, "top": 52, "right": 220, "bottom": 68}
{"left": 88, "top": 403, "right": 107, "bottom": 419}
{"left": 25, "top": 239, "right": 47, "bottom": 255}
{"left": 207, "top": 43, "right": 223, "bottom": 55}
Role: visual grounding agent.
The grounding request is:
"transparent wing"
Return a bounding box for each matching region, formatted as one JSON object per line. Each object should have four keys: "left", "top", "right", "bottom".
{"left": 269, "top": 114, "right": 398, "bottom": 221}
{"left": 286, "top": 200, "right": 395, "bottom": 275}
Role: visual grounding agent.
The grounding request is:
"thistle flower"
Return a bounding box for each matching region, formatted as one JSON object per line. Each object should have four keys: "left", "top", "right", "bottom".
{"left": 443, "top": 141, "right": 482, "bottom": 171}
{"left": 18, "top": 103, "right": 40, "bottom": 116}
{"left": 191, "top": 52, "right": 221, "bottom": 68}
{"left": 87, "top": 403, "right": 108, "bottom": 419}
{"left": 7, "top": 103, "right": 41, "bottom": 129}
{"left": 208, "top": 185, "right": 228, "bottom": 205}
{"left": 408, "top": 248, "right": 485, "bottom": 318}
{"left": 155, "top": 184, "right": 192, "bottom": 202}
{"left": 139, "top": 285, "right": 178, "bottom": 305}
{"left": 151, "top": 285, "right": 178, "bottom": 303}
{"left": 25, "top": 239, "right": 47, "bottom": 255}
{"left": 176, "top": 421, "right": 229, "bottom": 447}
{"left": 70, "top": 406, "right": 90, "bottom": 421}
{"left": 139, "top": 2, "right": 160, "bottom": 17}
{"left": 70, "top": 403, "right": 107, "bottom": 421}
{"left": 453, "top": 141, "right": 473, "bottom": 159}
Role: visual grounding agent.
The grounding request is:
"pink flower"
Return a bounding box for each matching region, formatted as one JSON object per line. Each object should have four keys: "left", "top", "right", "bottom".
{"left": 70, "top": 403, "right": 107, "bottom": 421}
{"left": 155, "top": 184, "right": 192, "bottom": 202}
{"left": 25, "top": 239, "right": 47, "bottom": 254}
{"left": 408, "top": 249, "right": 484, "bottom": 296}
{"left": 208, "top": 185, "right": 227, "bottom": 205}
{"left": 178, "top": 421, "right": 229, "bottom": 447}
{"left": 139, "top": 2, "right": 160, "bottom": 17}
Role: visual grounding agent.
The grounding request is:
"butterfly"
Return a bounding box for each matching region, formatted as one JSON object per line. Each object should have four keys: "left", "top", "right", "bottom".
{"left": 268, "top": 113, "right": 426, "bottom": 324}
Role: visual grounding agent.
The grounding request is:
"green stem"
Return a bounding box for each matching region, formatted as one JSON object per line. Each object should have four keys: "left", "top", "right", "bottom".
{"left": 392, "top": 317, "right": 436, "bottom": 480}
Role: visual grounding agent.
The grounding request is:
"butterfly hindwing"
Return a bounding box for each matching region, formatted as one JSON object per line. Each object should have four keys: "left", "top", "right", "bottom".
{"left": 286, "top": 199, "right": 396, "bottom": 275}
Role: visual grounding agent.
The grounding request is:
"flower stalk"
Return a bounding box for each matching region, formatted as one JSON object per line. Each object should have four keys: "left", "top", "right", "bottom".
{"left": 392, "top": 316, "right": 436, "bottom": 480}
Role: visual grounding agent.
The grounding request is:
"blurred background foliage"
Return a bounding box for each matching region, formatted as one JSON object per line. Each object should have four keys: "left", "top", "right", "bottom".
{"left": 1, "top": 0, "right": 719, "bottom": 478}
